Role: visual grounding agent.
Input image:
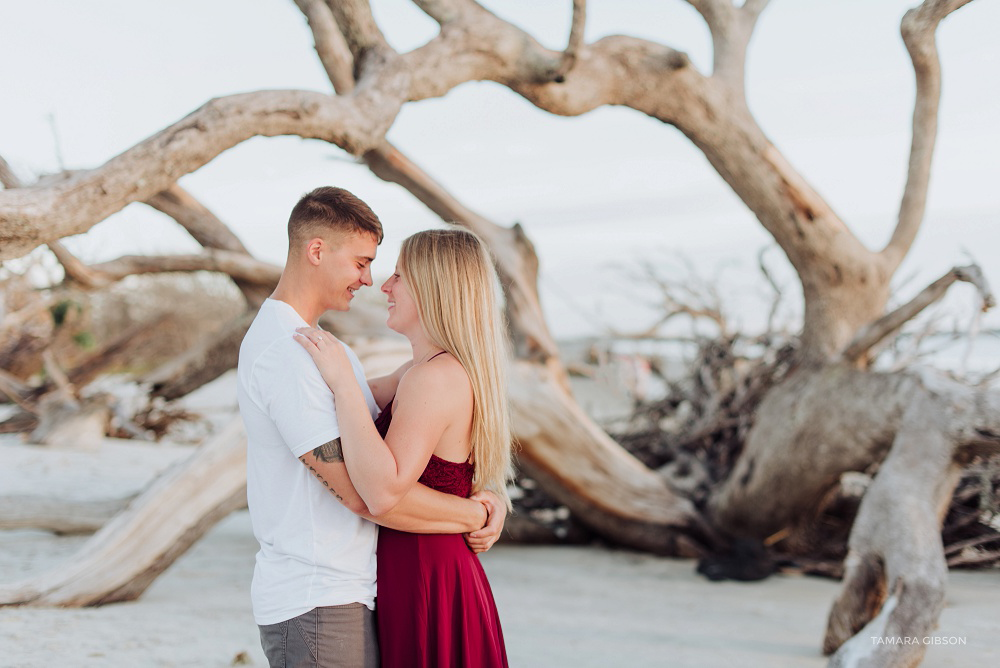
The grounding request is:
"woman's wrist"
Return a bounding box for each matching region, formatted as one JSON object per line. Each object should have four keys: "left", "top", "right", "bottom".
{"left": 327, "top": 373, "right": 360, "bottom": 397}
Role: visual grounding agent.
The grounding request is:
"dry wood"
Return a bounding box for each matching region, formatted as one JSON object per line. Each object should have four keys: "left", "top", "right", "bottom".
{"left": 0, "top": 154, "right": 19, "bottom": 188}
{"left": 0, "top": 411, "right": 38, "bottom": 434}
{"left": 145, "top": 311, "right": 258, "bottom": 401}
{"left": 882, "top": 0, "right": 975, "bottom": 272}
{"left": 553, "top": 0, "right": 587, "bottom": 82}
{"left": 145, "top": 185, "right": 249, "bottom": 254}
{"left": 509, "top": 359, "right": 716, "bottom": 555}
{"left": 840, "top": 265, "right": 994, "bottom": 364}
{"left": 29, "top": 393, "right": 110, "bottom": 448}
{"left": 0, "top": 494, "right": 135, "bottom": 534}
{"left": 0, "top": 369, "right": 33, "bottom": 411}
{"left": 0, "top": 89, "right": 398, "bottom": 261}
{"left": 294, "top": 0, "right": 354, "bottom": 92}
{"left": 824, "top": 391, "right": 962, "bottom": 666}
{"left": 143, "top": 184, "right": 272, "bottom": 307}
{"left": 0, "top": 418, "right": 247, "bottom": 606}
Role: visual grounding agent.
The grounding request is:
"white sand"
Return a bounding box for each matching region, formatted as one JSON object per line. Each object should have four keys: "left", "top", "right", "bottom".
{"left": 1, "top": 371, "right": 997, "bottom": 667}
{"left": 2, "top": 505, "right": 996, "bottom": 667}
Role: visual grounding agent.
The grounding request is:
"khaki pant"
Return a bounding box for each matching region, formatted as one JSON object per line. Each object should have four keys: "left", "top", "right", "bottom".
{"left": 259, "top": 603, "right": 378, "bottom": 668}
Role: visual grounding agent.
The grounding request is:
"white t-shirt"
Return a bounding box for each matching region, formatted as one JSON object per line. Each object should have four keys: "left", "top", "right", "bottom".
{"left": 237, "top": 298, "right": 379, "bottom": 625}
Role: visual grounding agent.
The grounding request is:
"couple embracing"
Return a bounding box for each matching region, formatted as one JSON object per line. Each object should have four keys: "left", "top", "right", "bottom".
{"left": 236, "top": 187, "right": 511, "bottom": 667}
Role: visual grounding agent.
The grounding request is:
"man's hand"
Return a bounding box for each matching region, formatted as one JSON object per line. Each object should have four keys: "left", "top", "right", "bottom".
{"left": 464, "top": 490, "right": 506, "bottom": 554}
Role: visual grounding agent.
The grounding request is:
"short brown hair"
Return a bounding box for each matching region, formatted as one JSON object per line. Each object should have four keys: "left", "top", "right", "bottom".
{"left": 287, "top": 186, "right": 384, "bottom": 248}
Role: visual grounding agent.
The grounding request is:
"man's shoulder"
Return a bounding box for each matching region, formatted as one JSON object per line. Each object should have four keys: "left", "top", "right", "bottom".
{"left": 240, "top": 311, "right": 314, "bottom": 381}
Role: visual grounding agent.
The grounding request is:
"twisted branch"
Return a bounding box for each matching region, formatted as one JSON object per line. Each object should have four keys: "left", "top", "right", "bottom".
{"left": 553, "top": 0, "right": 587, "bottom": 82}
{"left": 840, "top": 264, "right": 994, "bottom": 364}
{"left": 293, "top": 0, "right": 355, "bottom": 92}
{"left": 882, "top": 0, "right": 976, "bottom": 271}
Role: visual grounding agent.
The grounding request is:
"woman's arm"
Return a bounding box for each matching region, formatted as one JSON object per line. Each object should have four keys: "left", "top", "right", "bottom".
{"left": 367, "top": 360, "right": 412, "bottom": 410}
{"left": 295, "top": 329, "right": 457, "bottom": 516}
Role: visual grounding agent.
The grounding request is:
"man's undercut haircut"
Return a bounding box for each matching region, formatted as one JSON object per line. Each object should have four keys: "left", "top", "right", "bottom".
{"left": 288, "top": 186, "right": 384, "bottom": 249}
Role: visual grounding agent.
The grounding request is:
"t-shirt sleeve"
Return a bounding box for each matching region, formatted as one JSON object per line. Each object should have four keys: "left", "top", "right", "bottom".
{"left": 252, "top": 337, "right": 343, "bottom": 458}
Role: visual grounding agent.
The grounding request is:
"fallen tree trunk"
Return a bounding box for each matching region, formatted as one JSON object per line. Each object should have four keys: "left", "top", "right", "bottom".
{"left": 0, "top": 494, "right": 136, "bottom": 534}
{"left": 509, "top": 360, "right": 716, "bottom": 556}
{"left": 823, "top": 375, "right": 1000, "bottom": 666}
{"left": 0, "top": 418, "right": 247, "bottom": 606}
{"left": 710, "top": 366, "right": 910, "bottom": 539}
{"left": 145, "top": 311, "right": 257, "bottom": 401}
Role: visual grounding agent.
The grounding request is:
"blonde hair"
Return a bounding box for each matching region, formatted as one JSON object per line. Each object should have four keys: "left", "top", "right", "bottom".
{"left": 399, "top": 228, "right": 514, "bottom": 509}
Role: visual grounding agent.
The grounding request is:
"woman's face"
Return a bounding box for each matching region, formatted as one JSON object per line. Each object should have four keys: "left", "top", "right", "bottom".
{"left": 381, "top": 263, "right": 419, "bottom": 335}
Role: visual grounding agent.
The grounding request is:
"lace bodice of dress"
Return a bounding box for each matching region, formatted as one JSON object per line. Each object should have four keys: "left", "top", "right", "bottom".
{"left": 374, "top": 397, "right": 474, "bottom": 498}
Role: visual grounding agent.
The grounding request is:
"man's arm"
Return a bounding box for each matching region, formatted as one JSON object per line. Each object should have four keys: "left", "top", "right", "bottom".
{"left": 370, "top": 483, "right": 487, "bottom": 533}
{"left": 299, "top": 442, "right": 487, "bottom": 533}
{"left": 298, "top": 438, "right": 370, "bottom": 515}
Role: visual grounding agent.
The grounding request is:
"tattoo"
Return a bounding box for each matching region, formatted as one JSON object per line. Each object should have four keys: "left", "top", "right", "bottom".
{"left": 299, "top": 454, "right": 345, "bottom": 502}
{"left": 313, "top": 438, "right": 344, "bottom": 463}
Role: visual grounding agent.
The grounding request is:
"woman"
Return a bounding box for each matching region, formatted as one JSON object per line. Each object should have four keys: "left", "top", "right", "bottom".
{"left": 295, "top": 228, "right": 512, "bottom": 668}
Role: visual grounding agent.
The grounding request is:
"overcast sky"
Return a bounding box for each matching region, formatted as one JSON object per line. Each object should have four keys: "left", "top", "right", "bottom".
{"left": 3, "top": 0, "right": 998, "bottom": 340}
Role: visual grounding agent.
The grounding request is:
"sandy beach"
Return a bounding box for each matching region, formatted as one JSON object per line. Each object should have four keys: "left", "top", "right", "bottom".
{"left": 1, "top": 371, "right": 997, "bottom": 668}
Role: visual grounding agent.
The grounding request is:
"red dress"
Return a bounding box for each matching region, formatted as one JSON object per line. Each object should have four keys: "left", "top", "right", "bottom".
{"left": 374, "top": 401, "right": 508, "bottom": 668}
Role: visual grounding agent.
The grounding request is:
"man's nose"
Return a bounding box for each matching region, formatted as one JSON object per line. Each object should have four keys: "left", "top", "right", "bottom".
{"left": 361, "top": 265, "right": 373, "bottom": 286}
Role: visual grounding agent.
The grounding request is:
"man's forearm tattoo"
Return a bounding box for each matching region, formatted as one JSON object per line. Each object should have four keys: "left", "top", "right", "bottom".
{"left": 313, "top": 438, "right": 344, "bottom": 463}
{"left": 299, "top": 438, "right": 345, "bottom": 502}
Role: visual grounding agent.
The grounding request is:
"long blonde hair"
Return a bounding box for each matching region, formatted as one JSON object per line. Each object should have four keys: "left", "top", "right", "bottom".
{"left": 399, "top": 228, "right": 514, "bottom": 508}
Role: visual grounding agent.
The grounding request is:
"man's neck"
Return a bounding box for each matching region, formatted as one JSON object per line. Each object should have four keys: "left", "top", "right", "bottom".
{"left": 271, "top": 274, "right": 324, "bottom": 326}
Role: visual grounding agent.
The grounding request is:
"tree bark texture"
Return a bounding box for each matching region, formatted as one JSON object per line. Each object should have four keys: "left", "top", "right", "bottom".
{"left": 0, "top": 495, "right": 135, "bottom": 534}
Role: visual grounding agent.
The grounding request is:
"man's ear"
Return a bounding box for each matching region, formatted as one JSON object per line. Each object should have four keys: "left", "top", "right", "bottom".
{"left": 305, "top": 238, "right": 324, "bottom": 266}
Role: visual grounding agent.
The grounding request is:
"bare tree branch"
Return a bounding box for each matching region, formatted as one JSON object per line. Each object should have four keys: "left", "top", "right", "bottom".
{"left": 683, "top": 0, "right": 726, "bottom": 23}
{"left": 361, "top": 143, "right": 559, "bottom": 361}
{"left": 48, "top": 247, "right": 280, "bottom": 290}
{"left": 757, "top": 246, "right": 785, "bottom": 333}
{"left": 840, "top": 264, "right": 995, "bottom": 364}
{"left": 882, "top": 0, "right": 976, "bottom": 270}
{"left": 0, "top": 89, "right": 397, "bottom": 261}
{"left": 411, "top": 0, "right": 475, "bottom": 25}
{"left": 684, "top": 0, "right": 767, "bottom": 90}
{"left": 0, "top": 370, "right": 34, "bottom": 414}
{"left": 323, "top": 0, "right": 394, "bottom": 77}
{"left": 293, "top": 0, "right": 355, "bottom": 92}
{"left": 48, "top": 241, "right": 103, "bottom": 289}
{"left": 741, "top": 0, "right": 771, "bottom": 17}
{"left": 144, "top": 185, "right": 249, "bottom": 254}
{"left": 0, "top": 2, "right": 960, "bottom": 365}
{"left": 5, "top": 158, "right": 268, "bottom": 307}
{"left": 0, "top": 155, "right": 23, "bottom": 189}
{"left": 143, "top": 184, "right": 272, "bottom": 307}
{"left": 87, "top": 251, "right": 282, "bottom": 287}
{"left": 553, "top": 0, "right": 587, "bottom": 82}
{"left": 41, "top": 349, "right": 76, "bottom": 401}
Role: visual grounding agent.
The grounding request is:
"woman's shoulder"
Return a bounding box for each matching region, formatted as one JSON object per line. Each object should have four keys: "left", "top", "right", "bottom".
{"left": 397, "top": 353, "right": 471, "bottom": 400}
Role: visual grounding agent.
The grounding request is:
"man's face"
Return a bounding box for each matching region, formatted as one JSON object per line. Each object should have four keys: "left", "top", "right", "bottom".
{"left": 319, "top": 232, "right": 377, "bottom": 311}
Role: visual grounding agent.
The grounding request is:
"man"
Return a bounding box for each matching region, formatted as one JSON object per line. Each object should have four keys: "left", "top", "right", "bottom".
{"left": 237, "top": 187, "right": 504, "bottom": 668}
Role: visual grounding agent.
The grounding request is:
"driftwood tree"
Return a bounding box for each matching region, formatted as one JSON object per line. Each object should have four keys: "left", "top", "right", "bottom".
{"left": 2, "top": 1, "right": 998, "bottom": 665}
